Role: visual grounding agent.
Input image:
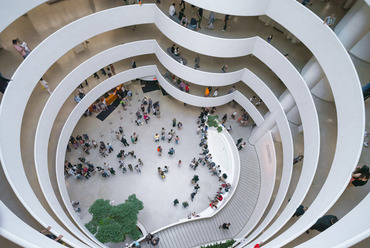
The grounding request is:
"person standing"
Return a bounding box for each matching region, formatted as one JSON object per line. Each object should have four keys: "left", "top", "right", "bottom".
{"left": 206, "top": 12, "right": 215, "bottom": 29}
{"left": 169, "top": 3, "right": 176, "bottom": 16}
{"left": 222, "top": 15, "right": 230, "bottom": 31}
{"left": 107, "top": 143, "right": 114, "bottom": 153}
{"left": 222, "top": 64, "right": 228, "bottom": 73}
{"left": 222, "top": 114, "right": 227, "bottom": 124}
{"left": 157, "top": 146, "right": 162, "bottom": 156}
{"left": 12, "top": 39, "right": 28, "bottom": 59}
{"left": 39, "top": 78, "right": 52, "bottom": 94}
{"left": 293, "top": 205, "right": 308, "bottom": 217}
{"left": 323, "top": 14, "right": 336, "bottom": 27}
{"left": 212, "top": 88, "right": 219, "bottom": 97}
{"left": 185, "top": 83, "right": 190, "bottom": 93}
{"left": 194, "top": 55, "right": 200, "bottom": 69}
{"left": 293, "top": 155, "right": 304, "bottom": 165}
{"left": 172, "top": 118, "right": 177, "bottom": 127}
{"left": 109, "top": 64, "right": 116, "bottom": 75}
{"left": 168, "top": 147, "right": 175, "bottom": 155}
{"left": 236, "top": 138, "right": 243, "bottom": 147}
{"left": 179, "top": 0, "right": 185, "bottom": 10}
{"left": 267, "top": 34, "right": 273, "bottom": 44}
{"left": 16, "top": 38, "right": 31, "bottom": 54}
{"left": 131, "top": 59, "right": 137, "bottom": 69}
{"left": 107, "top": 67, "right": 112, "bottom": 77}
{"left": 197, "top": 8, "right": 203, "bottom": 29}
{"left": 307, "top": 215, "right": 338, "bottom": 234}
{"left": 204, "top": 87, "right": 210, "bottom": 97}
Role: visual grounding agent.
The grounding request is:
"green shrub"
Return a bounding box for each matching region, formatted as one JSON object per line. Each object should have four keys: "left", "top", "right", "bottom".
{"left": 200, "top": 239, "right": 236, "bottom": 248}
{"left": 85, "top": 194, "right": 144, "bottom": 243}
{"left": 217, "top": 126, "right": 223, "bottom": 133}
{"left": 207, "top": 115, "right": 219, "bottom": 128}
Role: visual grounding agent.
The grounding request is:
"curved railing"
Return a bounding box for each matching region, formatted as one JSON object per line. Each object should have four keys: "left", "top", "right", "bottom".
{"left": 0, "top": 0, "right": 45, "bottom": 33}
{"left": 296, "top": 193, "right": 370, "bottom": 248}
{"left": 182, "top": 0, "right": 362, "bottom": 246}
{"left": 33, "top": 38, "right": 273, "bottom": 235}
{"left": 0, "top": 201, "right": 63, "bottom": 248}
{"left": 2, "top": 2, "right": 359, "bottom": 247}
{"left": 0, "top": 4, "right": 313, "bottom": 246}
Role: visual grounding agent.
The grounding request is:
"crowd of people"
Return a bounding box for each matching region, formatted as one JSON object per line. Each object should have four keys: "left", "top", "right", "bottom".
{"left": 170, "top": 107, "right": 234, "bottom": 213}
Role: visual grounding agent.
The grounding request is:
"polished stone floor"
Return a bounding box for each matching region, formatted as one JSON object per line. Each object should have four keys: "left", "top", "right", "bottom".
{"left": 65, "top": 81, "right": 251, "bottom": 246}
{"left": 0, "top": 0, "right": 369, "bottom": 247}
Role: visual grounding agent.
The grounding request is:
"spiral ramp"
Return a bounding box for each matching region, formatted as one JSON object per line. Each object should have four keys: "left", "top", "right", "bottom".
{"left": 0, "top": 1, "right": 369, "bottom": 248}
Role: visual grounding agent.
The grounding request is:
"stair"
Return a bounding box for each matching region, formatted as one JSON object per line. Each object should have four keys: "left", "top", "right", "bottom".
{"left": 140, "top": 143, "right": 260, "bottom": 248}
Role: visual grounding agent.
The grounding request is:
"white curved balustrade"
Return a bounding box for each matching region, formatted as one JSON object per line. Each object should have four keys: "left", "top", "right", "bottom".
{"left": 1, "top": 1, "right": 356, "bottom": 246}
{"left": 183, "top": 0, "right": 363, "bottom": 247}
{"left": 0, "top": 0, "right": 45, "bottom": 33}
{"left": 0, "top": 201, "right": 63, "bottom": 248}
{"left": 296, "top": 193, "right": 370, "bottom": 248}
{"left": 34, "top": 39, "right": 289, "bottom": 241}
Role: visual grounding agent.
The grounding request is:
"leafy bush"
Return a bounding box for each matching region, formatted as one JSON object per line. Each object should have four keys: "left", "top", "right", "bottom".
{"left": 200, "top": 239, "right": 236, "bottom": 248}
{"left": 85, "top": 194, "right": 144, "bottom": 243}
{"left": 217, "top": 126, "right": 223, "bottom": 133}
{"left": 207, "top": 115, "right": 219, "bottom": 128}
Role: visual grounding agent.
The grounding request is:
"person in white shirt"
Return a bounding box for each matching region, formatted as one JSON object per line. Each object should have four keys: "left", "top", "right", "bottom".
{"left": 169, "top": 3, "right": 176, "bottom": 16}
{"left": 39, "top": 78, "right": 52, "bottom": 94}
{"left": 213, "top": 88, "right": 219, "bottom": 97}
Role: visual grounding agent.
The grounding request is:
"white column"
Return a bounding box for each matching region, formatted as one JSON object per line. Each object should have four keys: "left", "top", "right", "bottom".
{"left": 249, "top": 111, "right": 278, "bottom": 145}
{"left": 343, "top": 0, "right": 355, "bottom": 10}
{"left": 349, "top": 31, "right": 370, "bottom": 62}
{"left": 334, "top": 0, "right": 370, "bottom": 50}
{"left": 311, "top": 76, "right": 334, "bottom": 102}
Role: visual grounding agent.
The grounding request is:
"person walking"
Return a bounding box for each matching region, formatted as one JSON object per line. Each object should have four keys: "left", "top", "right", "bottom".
{"left": 222, "top": 15, "right": 230, "bottom": 31}
{"left": 194, "top": 184, "right": 200, "bottom": 193}
{"left": 190, "top": 192, "right": 196, "bottom": 201}
{"left": 236, "top": 138, "right": 243, "bottom": 147}
{"left": 222, "top": 114, "right": 227, "bottom": 124}
{"left": 238, "top": 142, "right": 246, "bottom": 151}
{"left": 219, "top": 223, "right": 231, "bottom": 230}
{"left": 39, "top": 78, "right": 52, "bottom": 94}
{"left": 121, "top": 135, "right": 130, "bottom": 146}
